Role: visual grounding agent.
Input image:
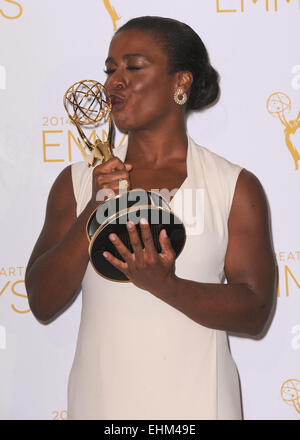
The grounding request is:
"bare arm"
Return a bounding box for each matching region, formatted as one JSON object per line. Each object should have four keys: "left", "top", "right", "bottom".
{"left": 25, "top": 165, "right": 94, "bottom": 323}
{"left": 25, "top": 158, "right": 133, "bottom": 323}
{"left": 157, "top": 169, "right": 276, "bottom": 335}
{"left": 104, "top": 169, "right": 276, "bottom": 336}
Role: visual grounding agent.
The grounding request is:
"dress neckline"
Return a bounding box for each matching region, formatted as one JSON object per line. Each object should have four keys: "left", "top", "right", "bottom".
{"left": 112, "top": 135, "right": 191, "bottom": 208}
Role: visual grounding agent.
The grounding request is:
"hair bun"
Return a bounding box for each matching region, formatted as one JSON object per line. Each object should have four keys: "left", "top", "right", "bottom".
{"left": 188, "top": 65, "right": 220, "bottom": 111}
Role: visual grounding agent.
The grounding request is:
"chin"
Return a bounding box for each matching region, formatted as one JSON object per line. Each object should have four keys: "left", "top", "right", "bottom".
{"left": 112, "top": 120, "right": 129, "bottom": 134}
{"left": 112, "top": 115, "right": 134, "bottom": 134}
{"left": 112, "top": 111, "right": 153, "bottom": 134}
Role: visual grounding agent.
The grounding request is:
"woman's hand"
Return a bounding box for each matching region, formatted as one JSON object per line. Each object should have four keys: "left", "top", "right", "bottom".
{"left": 103, "top": 218, "right": 177, "bottom": 294}
{"left": 90, "top": 157, "right": 132, "bottom": 209}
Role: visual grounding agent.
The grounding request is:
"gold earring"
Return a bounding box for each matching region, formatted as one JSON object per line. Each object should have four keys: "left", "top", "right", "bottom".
{"left": 174, "top": 88, "right": 187, "bottom": 105}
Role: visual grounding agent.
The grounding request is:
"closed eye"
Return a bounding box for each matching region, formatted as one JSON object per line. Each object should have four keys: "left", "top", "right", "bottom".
{"left": 126, "top": 66, "right": 142, "bottom": 71}
{"left": 104, "top": 66, "right": 142, "bottom": 75}
{"left": 103, "top": 68, "right": 115, "bottom": 75}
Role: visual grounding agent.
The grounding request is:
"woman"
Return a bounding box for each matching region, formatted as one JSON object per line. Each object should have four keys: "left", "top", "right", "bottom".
{"left": 25, "top": 16, "right": 276, "bottom": 420}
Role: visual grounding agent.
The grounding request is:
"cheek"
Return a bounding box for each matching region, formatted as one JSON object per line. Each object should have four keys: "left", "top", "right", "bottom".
{"left": 130, "top": 77, "right": 171, "bottom": 112}
{"left": 133, "top": 74, "right": 169, "bottom": 94}
{"left": 110, "top": 74, "right": 172, "bottom": 131}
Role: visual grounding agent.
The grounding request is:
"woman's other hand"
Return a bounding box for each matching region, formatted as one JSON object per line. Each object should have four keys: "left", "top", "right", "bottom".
{"left": 103, "top": 218, "right": 177, "bottom": 294}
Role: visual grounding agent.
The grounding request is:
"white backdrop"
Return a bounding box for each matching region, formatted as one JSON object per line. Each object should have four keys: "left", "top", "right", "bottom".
{"left": 0, "top": 0, "right": 300, "bottom": 420}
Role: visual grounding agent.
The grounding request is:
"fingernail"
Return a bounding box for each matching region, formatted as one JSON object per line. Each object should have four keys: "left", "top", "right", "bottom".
{"left": 127, "top": 221, "right": 134, "bottom": 229}
{"left": 140, "top": 218, "right": 148, "bottom": 225}
{"left": 162, "top": 229, "right": 167, "bottom": 238}
{"left": 109, "top": 234, "right": 116, "bottom": 241}
{"left": 103, "top": 252, "right": 108, "bottom": 258}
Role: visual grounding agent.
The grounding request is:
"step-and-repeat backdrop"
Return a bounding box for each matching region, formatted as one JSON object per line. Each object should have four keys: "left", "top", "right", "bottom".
{"left": 0, "top": 0, "right": 299, "bottom": 420}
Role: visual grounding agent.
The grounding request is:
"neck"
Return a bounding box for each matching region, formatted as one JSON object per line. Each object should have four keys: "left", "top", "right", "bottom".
{"left": 126, "top": 117, "right": 188, "bottom": 167}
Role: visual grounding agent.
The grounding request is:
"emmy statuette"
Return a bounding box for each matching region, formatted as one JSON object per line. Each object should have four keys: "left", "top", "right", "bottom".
{"left": 64, "top": 79, "right": 186, "bottom": 282}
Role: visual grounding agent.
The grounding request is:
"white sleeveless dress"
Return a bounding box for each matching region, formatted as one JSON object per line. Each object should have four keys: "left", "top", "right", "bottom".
{"left": 68, "top": 135, "right": 243, "bottom": 420}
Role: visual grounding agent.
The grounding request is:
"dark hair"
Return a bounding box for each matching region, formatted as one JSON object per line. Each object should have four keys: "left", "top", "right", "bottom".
{"left": 115, "top": 16, "right": 220, "bottom": 111}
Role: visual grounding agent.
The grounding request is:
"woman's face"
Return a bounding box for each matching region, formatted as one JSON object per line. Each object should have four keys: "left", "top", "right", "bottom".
{"left": 104, "top": 29, "right": 177, "bottom": 133}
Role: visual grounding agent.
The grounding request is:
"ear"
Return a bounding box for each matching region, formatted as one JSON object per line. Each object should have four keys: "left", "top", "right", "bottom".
{"left": 174, "top": 71, "right": 193, "bottom": 95}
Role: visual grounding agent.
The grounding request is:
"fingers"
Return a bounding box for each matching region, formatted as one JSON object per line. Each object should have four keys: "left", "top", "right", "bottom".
{"left": 104, "top": 221, "right": 176, "bottom": 279}
{"left": 159, "top": 229, "right": 176, "bottom": 259}
{"left": 104, "top": 223, "right": 144, "bottom": 275}
{"left": 124, "top": 163, "right": 133, "bottom": 171}
{"left": 109, "top": 220, "right": 173, "bottom": 261}
{"left": 102, "top": 250, "right": 128, "bottom": 273}
{"left": 96, "top": 169, "right": 130, "bottom": 187}
{"left": 95, "top": 157, "right": 131, "bottom": 173}
{"left": 92, "top": 158, "right": 132, "bottom": 196}
{"left": 107, "top": 232, "right": 132, "bottom": 262}
{"left": 126, "top": 221, "right": 144, "bottom": 261}
{"left": 105, "top": 220, "right": 156, "bottom": 268}
{"left": 139, "top": 218, "right": 156, "bottom": 255}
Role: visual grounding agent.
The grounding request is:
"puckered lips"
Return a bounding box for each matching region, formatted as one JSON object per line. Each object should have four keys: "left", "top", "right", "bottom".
{"left": 109, "top": 94, "right": 126, "bottom": 111}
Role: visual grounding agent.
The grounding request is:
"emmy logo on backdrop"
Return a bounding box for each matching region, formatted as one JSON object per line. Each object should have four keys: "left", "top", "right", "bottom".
{"left": 217, "top": 0, "right": 300, "bottom": 13}
{"left": 281, "top": 379, "right": 300, "bottom": 416}
{"left": 267, "top": 92, "right": 300, "bottom": 170}
{"left": 0, "top": 0, "right": 22, "bottom": 19}
{"left": 103, "top": 0, "right": 121, "bottom": 30}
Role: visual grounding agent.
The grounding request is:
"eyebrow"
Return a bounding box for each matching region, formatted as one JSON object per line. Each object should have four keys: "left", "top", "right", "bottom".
{"left": 105, "top": 53, "right": 151, "bottom": 65}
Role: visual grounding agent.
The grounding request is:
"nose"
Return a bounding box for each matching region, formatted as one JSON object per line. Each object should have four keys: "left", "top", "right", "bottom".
{"left": 106, "top": 71, "right": 127, "bottom": 91}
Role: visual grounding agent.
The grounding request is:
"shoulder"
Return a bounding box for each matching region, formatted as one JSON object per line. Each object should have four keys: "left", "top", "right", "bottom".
{"left": 233, "top": 169, "right": 268, "bottom": 209}
{"left": 49, "top": 164, "right": 72, "bottom": 196}
{"left": 235, "top": 168, "right": 266, "bottom": 194}
{"left": 190, "top": 139, "right": 263, "bottom": 199}
{"left": 229, "top": 168, "right": 270, "bottom": 232}
{"left": 190, "top": 137, "right": 242, "bottom": 177}
{"left": 188, "top": 137, "right": 269, "bottom": 227}
{"left": 189, "top": 137, "right": 244, "bottom": 216}
{"left": 48, "top": 161, "right": 94, "bottom": 205}
{"left": 47, "top": 164, "right": 75, "bottom": 216}
{"left": 189, "top": 137, "right": 243, "bottom": 190}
